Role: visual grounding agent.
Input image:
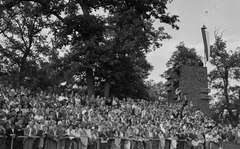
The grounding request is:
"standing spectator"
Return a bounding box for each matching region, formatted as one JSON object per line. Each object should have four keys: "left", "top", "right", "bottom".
{"left": 15, "top": 120, "right": 24, "bottom": 149}
{"left": 21, "top": 104, "right": 30, "bottom": 115}
{"left": 23, "top": 121, "right": 37, "bottom": 149}
{"left": 234, "top": 124, "right": 240, "bottom": 144}
{"left": 6, "top": 123, "right": 17, "bottom": 149}
{"left": 74, "top": 93, "right": 81, "bottom": 106}
{"left": 22, "top": 113, "right": 31, "bottom": 128}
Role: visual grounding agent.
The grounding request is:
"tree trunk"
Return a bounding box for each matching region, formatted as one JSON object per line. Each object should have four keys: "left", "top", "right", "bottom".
{"left": 223, "top": 71, "right": 234, "bottom": 124}
{"left": 78, "top": 0, "right": 89, "bottom": 15}
{"left": 86, "top": 68, "right": 94, "bottom": 98}
{"left": 224, "top": 85, "right": 233, "bottom": 123}
{"left": 19, "top": 50, "right": 29, "bottom": 82}
{"left": 78, "top": 0, "right": 95, "bottom": 98}
{"left": 104, "top": 79, "right": 111, "bottom": 97}
{"left": 19, "top": 64, "right": 25, "bottom": 80}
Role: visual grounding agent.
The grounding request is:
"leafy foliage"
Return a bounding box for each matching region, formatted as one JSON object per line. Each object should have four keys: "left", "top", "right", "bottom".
{"left": 161, "top": 42, "right": 202, "bottom": 79}
{"left": 145, "top": 80, "right": 167, "bottom": 101}
{"left": 166, "top": 42, "right": 202, "bottom": 68}
{"left": 0, "top": 2, "right": 53, "bottom": 88}
{"left": 209, "top": 33, "right": 240, "bottom": 125}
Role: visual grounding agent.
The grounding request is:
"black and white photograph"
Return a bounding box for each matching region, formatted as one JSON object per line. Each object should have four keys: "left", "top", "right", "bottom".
{"left": 0, "top": 0, "right": 240, "bottom": 149}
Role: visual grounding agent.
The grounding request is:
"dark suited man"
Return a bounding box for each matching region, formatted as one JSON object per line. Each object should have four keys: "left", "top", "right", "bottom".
{"left": 53, "top": 108, "right": 64, "bottom": 123}
{"left": 6, "top": 123, "right": 17, "bottom": 149}
{"left": 15, "top": 120, "right": 24, "bottom": 149}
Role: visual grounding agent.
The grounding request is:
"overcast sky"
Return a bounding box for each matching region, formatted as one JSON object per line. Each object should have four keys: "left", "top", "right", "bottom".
{"left": 147, "top": 0, "right": 240, "bottom": 83}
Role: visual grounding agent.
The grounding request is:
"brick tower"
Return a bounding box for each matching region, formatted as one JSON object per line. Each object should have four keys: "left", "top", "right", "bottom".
{"left": 165, "top": 64, "right": 211, "bottom": 115}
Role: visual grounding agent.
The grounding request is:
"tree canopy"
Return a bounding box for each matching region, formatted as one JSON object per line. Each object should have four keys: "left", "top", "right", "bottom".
{"left": 161, "top": 42, "right": 202, "bottom": 79}
{"left": 166, "top": 41, "right": 202, "bottom": 68}
{"left": 0, "top": 0, "right": 179, "bottom": 99}
{"left": 209, "top": 32, "right": 240, "bottom": 125}
{"left": 0, "top": 2, "right": 53, "bottom": 88}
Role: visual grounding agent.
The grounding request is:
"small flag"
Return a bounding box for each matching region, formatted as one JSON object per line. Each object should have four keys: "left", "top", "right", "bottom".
{"left": 201, "top": 25, "right": 210, "bottom": 63}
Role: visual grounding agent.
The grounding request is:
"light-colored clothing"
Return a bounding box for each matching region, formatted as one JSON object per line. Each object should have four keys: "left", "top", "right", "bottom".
{"left": 235, "top": 130, "right": 240, "bottom": 144}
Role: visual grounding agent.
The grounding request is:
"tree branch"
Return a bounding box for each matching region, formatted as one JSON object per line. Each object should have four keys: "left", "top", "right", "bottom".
{"left": 0, "top": 10, "right": 18, "bottom": 33}
{"left": 14, "top": 18, "right": 28, "bottom": 49}
{"left": 1, "top": 0, "right": 65, "bottom": 23}
{"left": 76, "top": 0, "right": 90, "bottom": 15}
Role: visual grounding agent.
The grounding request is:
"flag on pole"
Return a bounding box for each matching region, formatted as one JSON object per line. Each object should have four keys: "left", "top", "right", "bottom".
{"left": 201, "top": 25, "right": 210, "bottom": 63}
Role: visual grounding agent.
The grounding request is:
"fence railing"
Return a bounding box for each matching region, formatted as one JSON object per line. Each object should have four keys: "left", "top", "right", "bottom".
{"left": 1, "top": 135, "right": 239, "bottom": 149}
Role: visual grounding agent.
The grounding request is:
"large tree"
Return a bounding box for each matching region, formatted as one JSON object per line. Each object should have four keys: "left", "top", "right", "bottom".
{"left": 53, "top": 0, "right": 179, "bottom": 98}
{"left": 0, "top": 2, "right": 52, "bottom": 88}
{"left": 0, "top": 0, "right": 179, "bottom": 98}
{"left": 209, "top": 32, "right": 240, "bottom": 125}
{"left": 166, "top": 41, "right": 202, "bottom": 68}
{"left": 94, "top": 9, "right": 157, "bottom": 98}
{"left": 161, "top": 42, "right": 202, "bottom": 79}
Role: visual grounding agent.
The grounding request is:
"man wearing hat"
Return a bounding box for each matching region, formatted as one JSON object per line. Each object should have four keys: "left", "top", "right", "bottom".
{"left": 6, "top": 123, "right": 17, "bottom": 149}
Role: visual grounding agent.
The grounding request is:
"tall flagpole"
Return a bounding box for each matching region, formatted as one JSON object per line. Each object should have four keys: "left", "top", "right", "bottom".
{"left": 201, "top": 25, "right": 207, "bottom": 67}
{"left": 201, "top": 24, "right": 210, "bottom": 67}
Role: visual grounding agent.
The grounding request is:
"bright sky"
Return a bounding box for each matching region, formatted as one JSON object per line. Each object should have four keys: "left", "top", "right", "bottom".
{"left": 147, "top": 0, "right": 240, "bottom": 83}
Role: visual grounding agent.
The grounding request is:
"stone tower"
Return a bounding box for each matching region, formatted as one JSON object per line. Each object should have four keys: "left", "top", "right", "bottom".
{"left": 165, "top": 65, "right": 211, "bottom": 115}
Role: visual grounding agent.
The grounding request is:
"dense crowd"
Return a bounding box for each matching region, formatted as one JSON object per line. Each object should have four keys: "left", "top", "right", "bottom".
{"left": 0, "top": 84, "right": 240, "bottom": 149}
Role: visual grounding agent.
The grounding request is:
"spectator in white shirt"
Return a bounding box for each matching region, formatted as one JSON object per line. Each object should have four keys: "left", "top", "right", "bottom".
{"left": 34, "top": 110, "right": 44, "bottom": 122}
{"left": 58, "top": 93, "right": 66, "bottom": 102}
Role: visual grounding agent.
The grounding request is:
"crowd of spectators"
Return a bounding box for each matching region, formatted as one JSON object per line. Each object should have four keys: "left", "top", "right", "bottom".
{"left": 0, "top": 84, "right": 240, "bottom": 149}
